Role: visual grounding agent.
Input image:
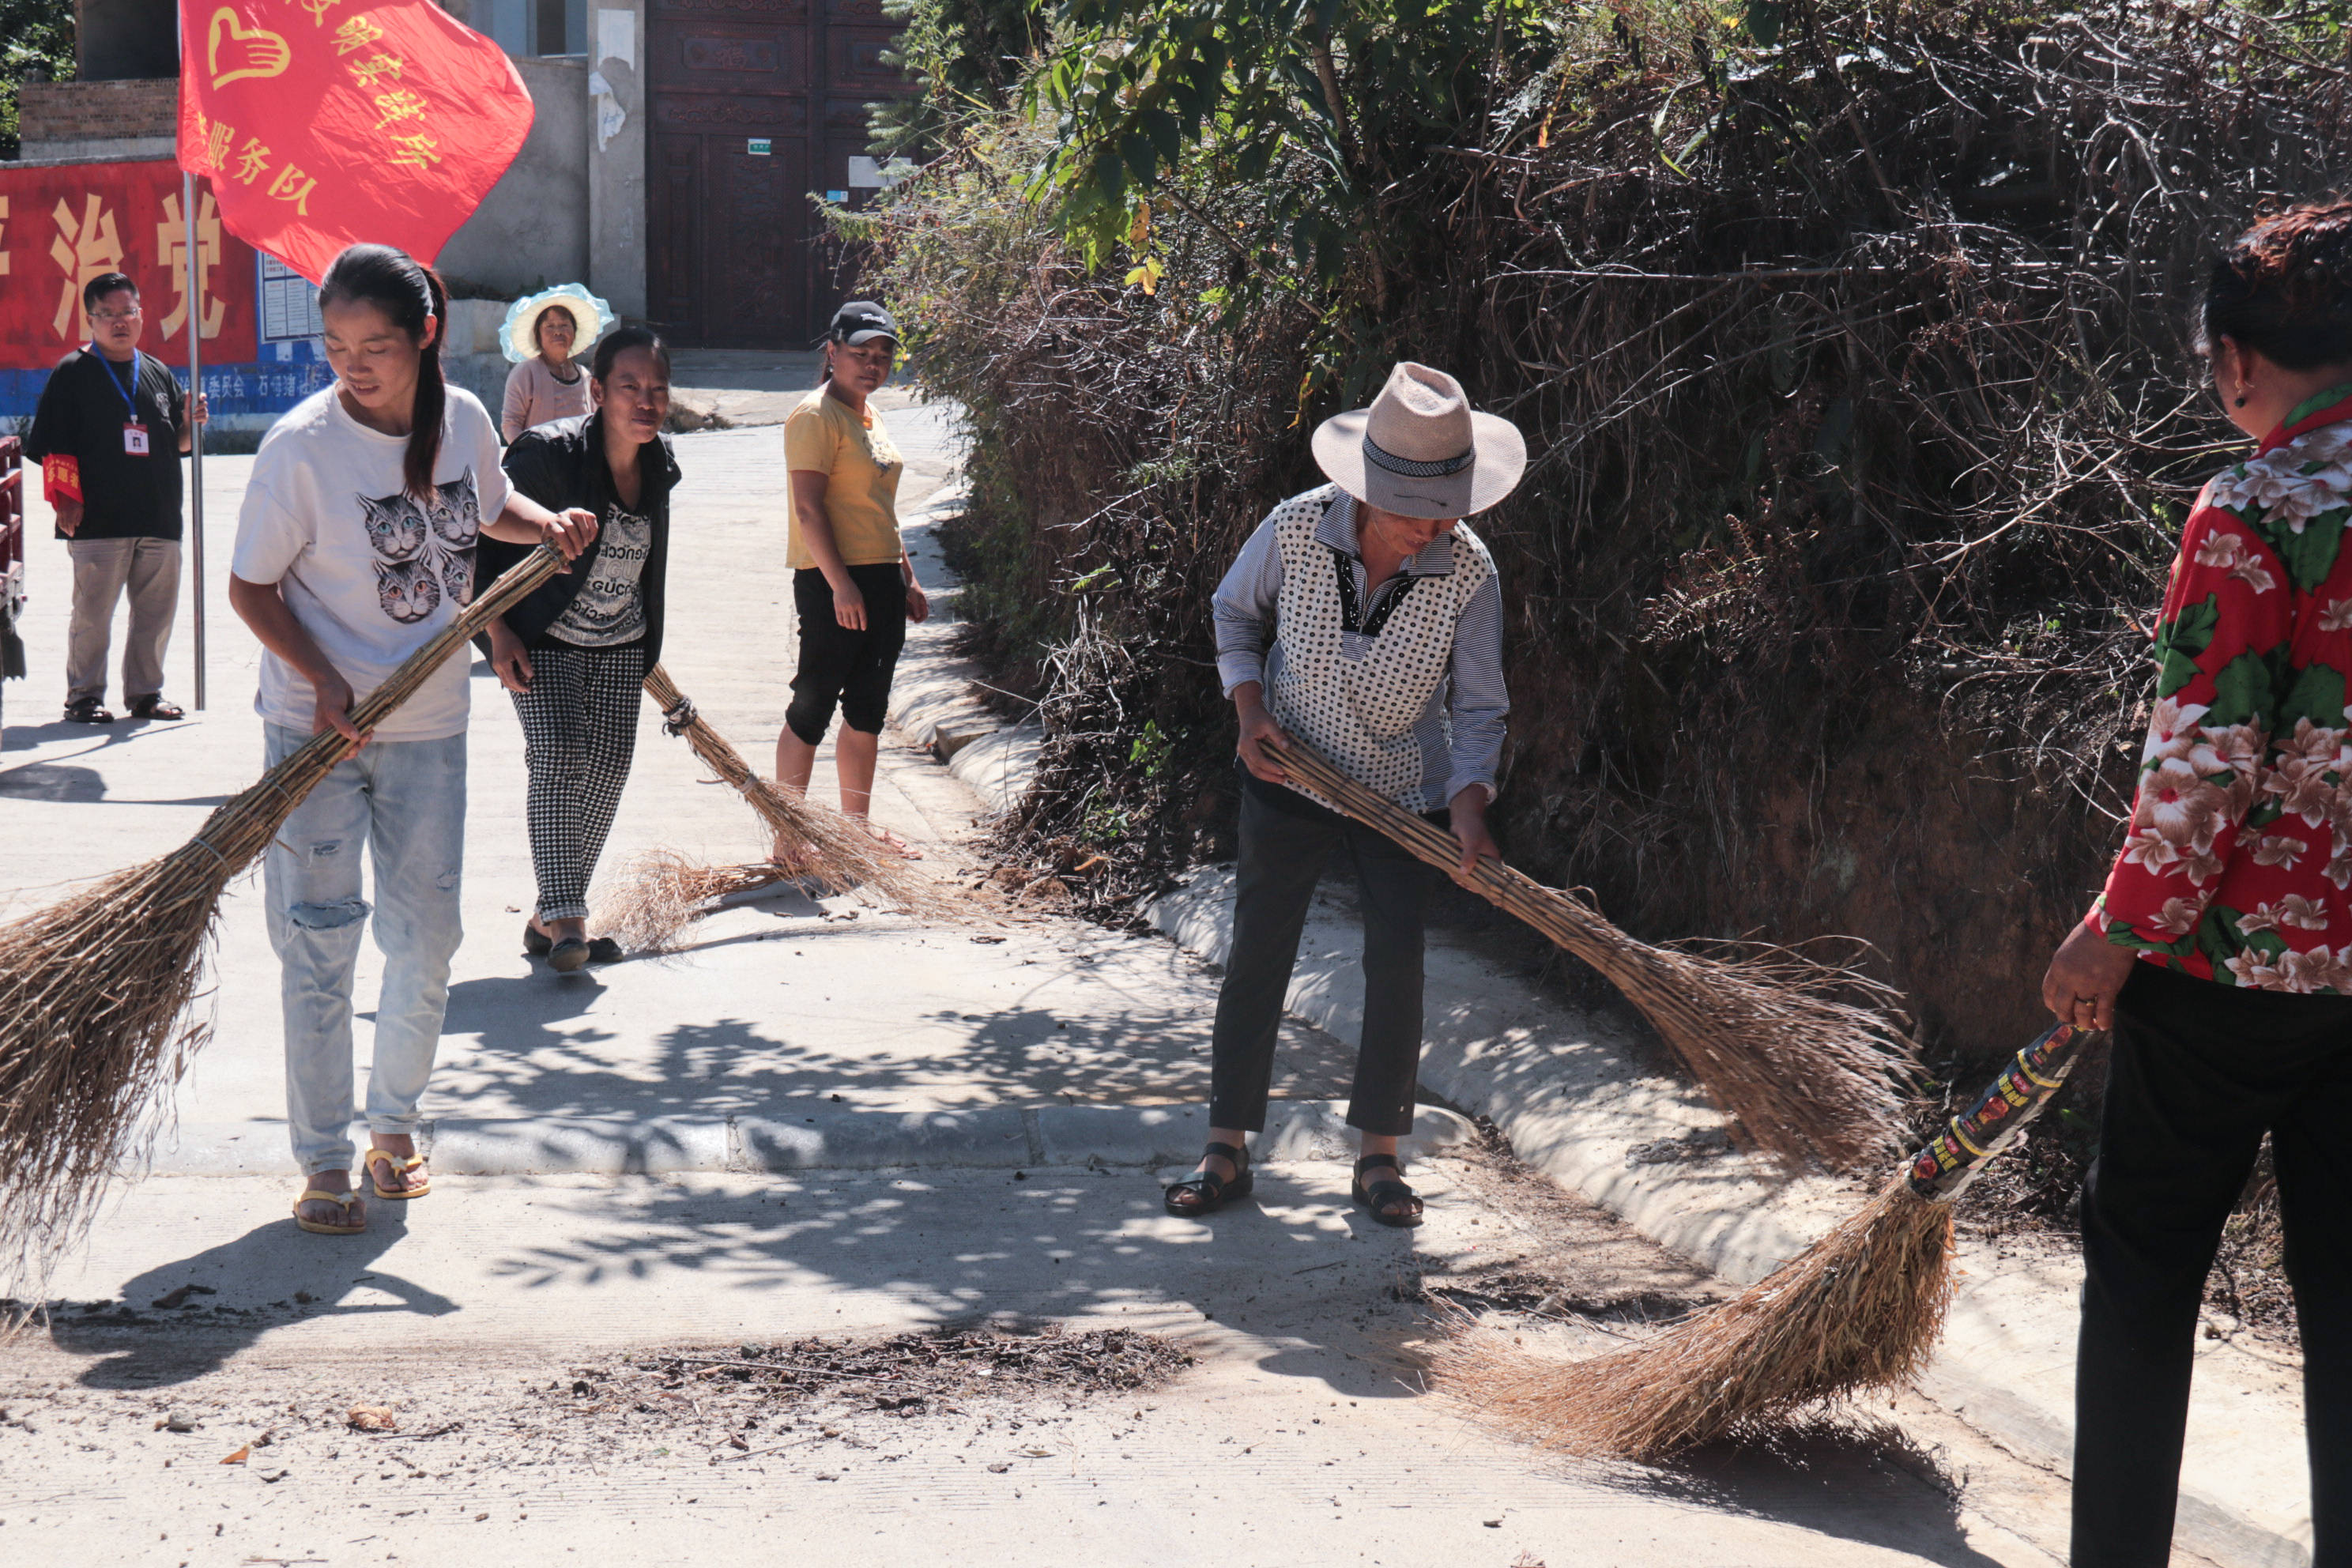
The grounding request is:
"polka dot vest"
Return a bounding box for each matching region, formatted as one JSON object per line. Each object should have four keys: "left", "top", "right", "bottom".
{"left": 1267, "top": 484, "right": 1496, "bottom": 813}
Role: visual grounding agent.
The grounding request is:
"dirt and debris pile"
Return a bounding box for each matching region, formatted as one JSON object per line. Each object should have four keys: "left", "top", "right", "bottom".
{"left": 560, "top": 1325, "right": 1193, "bottom": 1420}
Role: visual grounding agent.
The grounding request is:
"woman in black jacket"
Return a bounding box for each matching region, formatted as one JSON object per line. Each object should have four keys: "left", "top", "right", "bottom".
{"left": 477, "top": 326, "right": 679, "bottom": 971}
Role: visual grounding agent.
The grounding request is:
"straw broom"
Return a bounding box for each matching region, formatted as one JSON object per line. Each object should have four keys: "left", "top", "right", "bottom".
{"left": 1435, "top": 1020, "right": 2093, "bottom": 1458}
{"left": 1266, "top": 737, "right": 1919, "bottom": 1172}
{"left": 0, "top": 545, "right": 568, "bottom": 1298}
{"left": 597, "top": 849, "right": 800, "bottom": 952}
{"left": 635, "top": 663, "right": 952, "bottom": 918}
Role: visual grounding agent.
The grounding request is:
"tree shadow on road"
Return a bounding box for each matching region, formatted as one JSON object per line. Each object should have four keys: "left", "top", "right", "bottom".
{"left": 47, "top": 1203, "right": 458, "bottom": 1389}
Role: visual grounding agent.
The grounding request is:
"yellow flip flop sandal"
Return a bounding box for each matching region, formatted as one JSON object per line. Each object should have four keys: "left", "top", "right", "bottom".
{"left": 292, "top": 1189, "right": 366, "bottom": 1235}
{"left": 364, "top": 1148, "right": 432, "bottom": 1200}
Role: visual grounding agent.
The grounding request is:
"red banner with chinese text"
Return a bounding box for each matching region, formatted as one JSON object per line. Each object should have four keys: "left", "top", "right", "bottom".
{"left": 177, "top": 0, "right": 534, "bottom": 284}
{"left": 0, "top": 160, "right": 258, "bottom": 371}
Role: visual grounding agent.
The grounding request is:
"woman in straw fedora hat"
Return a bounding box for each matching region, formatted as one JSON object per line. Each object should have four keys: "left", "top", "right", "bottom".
{"left": 1165, "top": 363, "right": 1525, "bottom": 1226}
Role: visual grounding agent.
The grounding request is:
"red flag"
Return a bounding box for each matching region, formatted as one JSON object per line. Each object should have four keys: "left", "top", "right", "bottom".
{"left": 176, "top": 0, "right": 533, "bottom": 283}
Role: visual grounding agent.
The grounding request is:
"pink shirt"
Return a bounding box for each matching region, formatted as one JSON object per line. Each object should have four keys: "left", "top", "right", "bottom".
{"left": 501, "top": 356, "right": 591, "bottom": 443}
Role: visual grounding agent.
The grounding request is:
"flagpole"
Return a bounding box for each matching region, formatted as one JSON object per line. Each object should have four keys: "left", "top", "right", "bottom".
{"left": 183, "top": 168, "right": 205, "bottom": 714}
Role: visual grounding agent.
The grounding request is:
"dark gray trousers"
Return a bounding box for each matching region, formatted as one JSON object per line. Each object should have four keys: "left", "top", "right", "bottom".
{"left": 1208, "top": 778, "right": 1434, "bottom": 1137}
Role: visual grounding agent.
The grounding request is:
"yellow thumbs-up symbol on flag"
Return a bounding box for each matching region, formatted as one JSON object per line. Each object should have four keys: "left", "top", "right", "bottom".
{"left": 207, "top": 8, "right": 292, "bottom": 89}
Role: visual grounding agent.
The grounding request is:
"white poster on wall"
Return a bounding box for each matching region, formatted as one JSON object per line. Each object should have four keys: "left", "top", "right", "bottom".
{"left": 597, "top": 7, "right": 635, "bottom": 68}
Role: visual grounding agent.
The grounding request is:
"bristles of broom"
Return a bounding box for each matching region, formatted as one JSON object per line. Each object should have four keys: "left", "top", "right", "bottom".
{"left": 1432, "top": 1023, "right": 2092, "bottom": 1460}
{"left": 595, "top": 849, "right": 797, "bottom": 952}
{"left": 1266, "top": 737, "right": 1918, "bottom": 1172}
{"left": 0, "top": 546, "right": 568, "bottom": 1306}
{"left": 1435, "top": 1178, "right": 1954, "bottom": 1458}
{"left": 639, "top": 663, "right": 956, "bottom": 920}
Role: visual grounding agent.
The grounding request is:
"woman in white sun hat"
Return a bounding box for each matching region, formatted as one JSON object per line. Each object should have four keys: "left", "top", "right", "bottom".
{"left": 1166, "top": 361, "right": 1526, "bottom": 1227}
{"left": 500, "top": 284, "right": 615, "bottom": 443}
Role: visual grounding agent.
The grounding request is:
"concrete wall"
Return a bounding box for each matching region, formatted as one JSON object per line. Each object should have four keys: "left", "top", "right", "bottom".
{"left": 76, "top": 0, "right": 178, "bottom": 81}
{"left": 587, "top": 2, "right": 646, "bottom": 318}
{"left": 435, "top": 55, "right": 594, "bottom": 300}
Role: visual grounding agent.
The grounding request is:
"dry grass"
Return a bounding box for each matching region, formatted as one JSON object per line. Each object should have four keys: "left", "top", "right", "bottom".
{"left": 1272, "top": 737, "right": 1919, "bottom": 1173}
{"left": 0, "top": 548, "right": 568, "bottom": 1308}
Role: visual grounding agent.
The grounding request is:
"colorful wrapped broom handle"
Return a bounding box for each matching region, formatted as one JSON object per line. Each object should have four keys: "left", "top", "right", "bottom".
{"left": 1904, "top": 1022, "right": 2090, "bottom": 1200}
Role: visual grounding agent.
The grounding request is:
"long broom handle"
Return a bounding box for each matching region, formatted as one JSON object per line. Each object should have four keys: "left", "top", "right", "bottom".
{"left": 641, "top": 662, "right": 780, "bottom": 806}
{"left": 1265, "top": 736, "right": 1674, "bottom": 984}
{"left": 159, "top": 545, "right": 568, "bottom": 882}
{"left": 272, "top": 544, "right": 567, "bottom": 776}
{"left": 1903, "top": 1020, "right": 2091, "bottom": 1200}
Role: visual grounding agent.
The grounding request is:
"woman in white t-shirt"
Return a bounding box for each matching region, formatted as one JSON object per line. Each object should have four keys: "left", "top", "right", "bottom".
{"left": 227, "top": 243, "right": 595, "bottom": 1238}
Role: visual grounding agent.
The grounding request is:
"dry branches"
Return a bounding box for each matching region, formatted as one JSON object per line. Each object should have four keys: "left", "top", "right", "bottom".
{"left": 0, "top": 548, "right": 567, "bottom": 1302}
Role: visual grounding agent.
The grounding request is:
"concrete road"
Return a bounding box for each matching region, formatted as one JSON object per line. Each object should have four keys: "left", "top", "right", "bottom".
{"left": 0, "top": 397, "right": 2075, "bottom": 1566}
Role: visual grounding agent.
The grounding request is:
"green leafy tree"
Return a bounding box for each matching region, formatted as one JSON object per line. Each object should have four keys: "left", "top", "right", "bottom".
{"left": 0, "top": 0, "right": 74, "bottom": 160}
{"left": 1018, "top": 0, "right": 1562, "bottom": 394}
{"left": 873, "top": 0, "right": 1045, "bottom": 156}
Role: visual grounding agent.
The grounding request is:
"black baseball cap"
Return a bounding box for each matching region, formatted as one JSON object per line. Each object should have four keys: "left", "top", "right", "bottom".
{"left": 829, "top": 300, "right": 899, "bottom": 346}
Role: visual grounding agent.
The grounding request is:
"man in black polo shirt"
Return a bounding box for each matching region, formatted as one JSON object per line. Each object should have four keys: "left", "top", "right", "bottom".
{"left": 24, "top": 270, "right": 206, "bottom": 724}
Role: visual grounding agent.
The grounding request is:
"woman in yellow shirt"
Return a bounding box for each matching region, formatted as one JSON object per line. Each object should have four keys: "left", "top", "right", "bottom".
{"left": 775, "top": 301, "right": 930, "bottom": 853}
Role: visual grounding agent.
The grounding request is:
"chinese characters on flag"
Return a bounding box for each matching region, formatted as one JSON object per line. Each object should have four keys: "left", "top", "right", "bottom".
{"left": 177, "top": 0, "right": 534, "bottom": 283}
{"left": 0, "top": 160, "right": 257, "bottom": 368}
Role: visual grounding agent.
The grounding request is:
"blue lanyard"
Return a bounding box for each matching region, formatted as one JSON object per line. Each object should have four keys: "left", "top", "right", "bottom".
{"left": 89, "top": 345, "right": 141, "bottom": 422}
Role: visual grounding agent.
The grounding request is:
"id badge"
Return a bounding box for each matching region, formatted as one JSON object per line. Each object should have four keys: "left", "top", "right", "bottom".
{"left": 122, "top": 422, "right": 149, "bottom": 456}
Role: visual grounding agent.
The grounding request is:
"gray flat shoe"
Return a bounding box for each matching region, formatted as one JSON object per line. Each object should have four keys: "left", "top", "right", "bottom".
{"left": 548, "top": 937, "right": 590, "bottom": 972}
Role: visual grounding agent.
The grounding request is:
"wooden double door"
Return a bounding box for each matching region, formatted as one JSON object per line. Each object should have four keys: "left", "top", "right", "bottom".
{"left": 645, "top": 0, "right": 912, "bottom": 348}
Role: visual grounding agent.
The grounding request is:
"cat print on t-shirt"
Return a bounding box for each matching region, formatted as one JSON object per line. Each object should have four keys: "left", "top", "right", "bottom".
{"left": 359, "top": 469, "right": 481, "bottom": 624}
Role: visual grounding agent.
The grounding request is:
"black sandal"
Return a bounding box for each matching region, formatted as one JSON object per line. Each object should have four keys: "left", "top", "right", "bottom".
{"left": 127, "top": 695, "right": 184, "bottom": 720}
{"left": 1163, "top": 1140, "right": 1253, "bottom": 1216}
{"left": 1353, "top": 1155, "right": 1424, "bottom": 1227}
{"left": 63, "top": 698, "right": 114, "bottom": 725}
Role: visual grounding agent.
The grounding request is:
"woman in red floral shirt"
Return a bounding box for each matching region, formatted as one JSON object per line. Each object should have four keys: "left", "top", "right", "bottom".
{"left": 2042, "top": 200, "right": 2352, "bottom": 1566}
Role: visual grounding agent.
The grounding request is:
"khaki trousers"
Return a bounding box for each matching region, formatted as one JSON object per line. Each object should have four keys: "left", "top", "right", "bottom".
{"left": 66, "top": 537, "right": 179, "bottom": 705}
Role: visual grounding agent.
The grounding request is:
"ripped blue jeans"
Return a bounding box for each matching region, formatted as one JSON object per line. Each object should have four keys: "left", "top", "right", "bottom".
{"left": 263, "top": 723, "right": 467, "bottom": 1176}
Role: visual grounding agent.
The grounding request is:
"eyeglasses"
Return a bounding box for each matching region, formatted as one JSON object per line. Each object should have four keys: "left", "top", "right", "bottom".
{"left": 89, "top": 307, "right": 141, "bottom": 323}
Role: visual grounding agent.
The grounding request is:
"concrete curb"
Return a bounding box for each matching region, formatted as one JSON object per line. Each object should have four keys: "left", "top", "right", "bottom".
{"left": 145, "top": 1099, "right": 1478, "bottom": 1179}
{"left": 887, "top": 486, "right": 1046, "bottom": 812}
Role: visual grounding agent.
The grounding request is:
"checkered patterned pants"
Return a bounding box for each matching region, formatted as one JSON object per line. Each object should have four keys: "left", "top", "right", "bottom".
{"left": 508, "top": 643, "right": 646, "bottom": 922}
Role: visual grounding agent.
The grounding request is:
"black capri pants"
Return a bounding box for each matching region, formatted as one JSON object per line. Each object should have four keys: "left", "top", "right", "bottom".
{"left": 786, "top": 562, "right": 907, "bottom": 746}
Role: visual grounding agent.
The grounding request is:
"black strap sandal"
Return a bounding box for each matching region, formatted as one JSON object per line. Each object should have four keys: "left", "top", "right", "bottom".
{"left": 127, "top": 695, "right": 184, "bottom": 720}
{"left": 1353, "top": 1155, "right": 1424, "bottom": 1227}
{"left": 63, "top": 698, "right": 115, "bottom": 725}
{"left": 1163, "top": 1140, "right": 1253, "bottom": 1217}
